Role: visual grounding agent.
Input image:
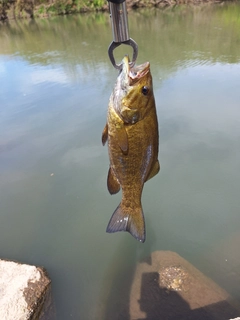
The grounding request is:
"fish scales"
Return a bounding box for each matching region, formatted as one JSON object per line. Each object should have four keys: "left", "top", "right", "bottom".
{"left": 102, "top": 56, "right": 160, "bottom": 243}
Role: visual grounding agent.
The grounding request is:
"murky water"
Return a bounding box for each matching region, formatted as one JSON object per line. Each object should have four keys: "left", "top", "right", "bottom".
{"left": 1, "top": 3, "right": 240, "bottom": 319}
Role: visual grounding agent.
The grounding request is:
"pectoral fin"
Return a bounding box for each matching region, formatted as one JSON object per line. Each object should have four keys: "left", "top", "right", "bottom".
{"left": 107, "top": 167, "right": 121, "bottom": 195}
{"left": 115, "top": 124, "right": 128, "bottom": 155}
{"left": 145, "top": 160, "right": 160, "bottom": 182}
{"left": 102, "top": 123, "right": 108, "bottom": 146}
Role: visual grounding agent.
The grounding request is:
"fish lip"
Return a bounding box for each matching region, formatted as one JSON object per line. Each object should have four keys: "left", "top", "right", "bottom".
{"left": 130, "top": 61, "right": 150, "bottom": 79}
{"left": 121, "top": 56, "right": 150, "bottom": 85}
{"left": 121, "top": 55, "right": 130, "bottom": 77}
{"left": 129, "top": 61, "right": 150, "bottom": 85}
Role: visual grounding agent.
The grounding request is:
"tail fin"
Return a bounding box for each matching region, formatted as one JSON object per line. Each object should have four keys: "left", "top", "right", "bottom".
{"left": 106, "top": 203, "right": 146, "bottom": 243}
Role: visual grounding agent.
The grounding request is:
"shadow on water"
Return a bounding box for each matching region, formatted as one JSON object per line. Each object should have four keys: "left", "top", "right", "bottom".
{"left": 100, "top": 218, "right": 239, "bottom": 320}
{"left": 101, "top": 247, "right": 240, "bottom": 320}
{"left": 138, "top": 272, "right": 239, "bottom": 320}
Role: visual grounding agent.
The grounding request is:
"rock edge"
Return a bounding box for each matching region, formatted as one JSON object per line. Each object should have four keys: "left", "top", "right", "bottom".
{"left": 0, "top": 259, "right": 51, "bottom": 320}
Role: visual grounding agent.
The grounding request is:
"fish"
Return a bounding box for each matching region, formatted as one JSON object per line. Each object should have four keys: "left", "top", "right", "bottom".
{"left": 102, "top": 55, "right": 160, "bottom": 243}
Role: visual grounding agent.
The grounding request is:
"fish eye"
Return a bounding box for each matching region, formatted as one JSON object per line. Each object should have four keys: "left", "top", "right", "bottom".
{"left": 142, "top": 86, "right": 149, "bottom": 96}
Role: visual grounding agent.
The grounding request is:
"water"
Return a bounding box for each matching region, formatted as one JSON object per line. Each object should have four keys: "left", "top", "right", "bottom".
{"left": 1, "top": 4, "right": 240, "bottom": 318}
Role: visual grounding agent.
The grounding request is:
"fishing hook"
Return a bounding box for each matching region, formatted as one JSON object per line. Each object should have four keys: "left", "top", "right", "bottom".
{"left": 107, "top": 0, "right": 138, "bottom": 69}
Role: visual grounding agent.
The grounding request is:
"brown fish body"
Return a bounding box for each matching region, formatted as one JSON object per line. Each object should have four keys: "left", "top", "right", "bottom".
{"left": 102, "top": 56, "right": 159, "bottom": 242}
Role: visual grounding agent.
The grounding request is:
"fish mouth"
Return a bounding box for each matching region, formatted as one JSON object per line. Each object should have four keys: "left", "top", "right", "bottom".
{"left": 129, "top": 62, "right": 150, "bottom": 81}
{"left": 121, "top": 56, "right": 150, "bottom": 85}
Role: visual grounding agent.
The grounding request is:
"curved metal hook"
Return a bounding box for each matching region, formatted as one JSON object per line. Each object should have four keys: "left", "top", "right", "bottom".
{"left": 108, "top": 38, "right": 138, "bottom": 70}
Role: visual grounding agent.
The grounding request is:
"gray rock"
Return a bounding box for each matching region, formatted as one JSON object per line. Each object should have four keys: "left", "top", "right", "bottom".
{"left": 0, "top": 259, "right": 52, "bottom": 320}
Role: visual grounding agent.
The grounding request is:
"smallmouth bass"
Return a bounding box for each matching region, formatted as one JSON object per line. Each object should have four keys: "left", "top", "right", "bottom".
{"left": 102, "top": 56, "right": 160, "bottom": 243}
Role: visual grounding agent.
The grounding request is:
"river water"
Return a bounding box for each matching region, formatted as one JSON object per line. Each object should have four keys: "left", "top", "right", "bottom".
{"left": 1, "top": 3, "right": 240, "bottom": 319}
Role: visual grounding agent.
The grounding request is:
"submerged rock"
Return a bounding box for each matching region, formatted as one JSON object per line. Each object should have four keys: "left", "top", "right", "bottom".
{"left": 0, "top": 259, "right": 52, "bottom": 320}
{"left": 129, "top": 251, "right": 240, "bottom": 320}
